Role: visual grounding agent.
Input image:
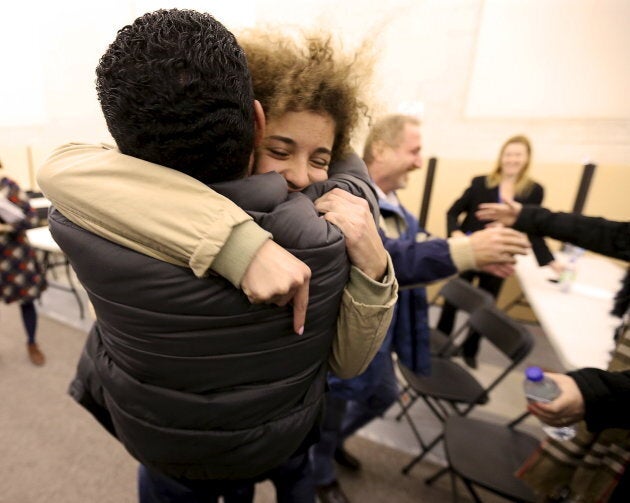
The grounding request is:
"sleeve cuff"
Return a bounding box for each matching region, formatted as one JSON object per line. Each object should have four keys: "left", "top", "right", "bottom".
{"left": 201, "top": 220, "right": 271, "bottom": 285}
{"left": 514, "top": 205, "right": 536, "bottom": 232}
{"left": 447, "top": 236, "right": 477, "bottom": 271}
{"left": 345, "top": 253, "right": 398, "bottom": 306}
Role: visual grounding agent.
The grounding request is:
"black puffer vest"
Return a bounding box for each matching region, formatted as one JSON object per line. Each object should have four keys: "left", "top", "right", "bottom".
{"left": 55, "top": 171, "right": 351, "bottom": 480}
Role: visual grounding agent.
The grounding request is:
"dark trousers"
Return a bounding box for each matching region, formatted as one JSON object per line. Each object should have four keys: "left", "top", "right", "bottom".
{"left": 436, "top": 270, "right": 504, "bottom": 357}
{"left": 311, "top": 353, "right": 400, "bottom": 486}
{"left": 267, "top": 452, "right": 315, "bottom": 503}
{"left": 138, "top": 451, "right": 314, "bottom": 503}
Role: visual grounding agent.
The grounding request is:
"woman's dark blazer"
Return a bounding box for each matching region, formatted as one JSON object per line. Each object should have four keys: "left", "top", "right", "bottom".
{"left": 446, "top": 175, "right": 554, "bottom": 266}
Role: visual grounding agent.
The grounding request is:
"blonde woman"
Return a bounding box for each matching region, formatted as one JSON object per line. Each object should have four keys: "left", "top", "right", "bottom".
{"left": 437, "top": 135, "right": 560, "bottom": 368}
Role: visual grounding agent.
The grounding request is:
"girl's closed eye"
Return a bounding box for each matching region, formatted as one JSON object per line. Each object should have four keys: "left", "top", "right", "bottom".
{"left": 266, "top": 148, "right": 290, "bottom": 159}
{"left": 310, "top": 156, "right": 330, "bottom": 170}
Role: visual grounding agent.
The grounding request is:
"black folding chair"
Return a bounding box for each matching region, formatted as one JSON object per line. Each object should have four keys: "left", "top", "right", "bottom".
{"left": 396, "top": 305, "right": 534, "bottom": 475}
{"left": 432, "top": 411, "right": 539, "bottom": 502}
{"left": 396, "top": 279, "right": 493, "bottom": 424}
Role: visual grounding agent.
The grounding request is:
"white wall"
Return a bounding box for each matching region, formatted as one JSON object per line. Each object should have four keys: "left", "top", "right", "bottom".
{"left": 466, "top": 0, "right": 630, "bottom": 119}
{"left": 1, "top": 0, "right": 629, "bottom": 188}
{"left": 0, "top": 0, "right": 256, "bottom": 186}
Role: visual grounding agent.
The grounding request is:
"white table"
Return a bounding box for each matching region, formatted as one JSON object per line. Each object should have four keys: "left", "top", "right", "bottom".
{"left": 28, "top": 197, "right": 51, "bottom": 210}
{"left": 515, "top": 251, "right": 624, "bottom": 370}
{"left": 26, "top": 226, "right": 85, "bottom": 319}
{"left": 28, "top": 196, "right": 51, "bottom": 225}
{"left": 25, "top": 225, "right": 60, "bottom": 253}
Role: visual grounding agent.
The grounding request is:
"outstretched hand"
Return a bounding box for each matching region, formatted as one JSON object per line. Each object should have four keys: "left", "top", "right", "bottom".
{"left": 527, "top": 372, "right": 585, "bottom": 427}
{"left": 314, "top": 188, "right": 388, "bottom": 281}
{"left": 241, "top": 239, "right": 311, "bottom": 335}
{"left": 475, "top": 199, "right": 523, "bottom": 227}
{"left": 468, "top": 226, "right": 530, "bottom": 267}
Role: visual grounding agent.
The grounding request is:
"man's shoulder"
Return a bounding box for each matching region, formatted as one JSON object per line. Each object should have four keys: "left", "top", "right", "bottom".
{"left": 257, "top": 193, "right": 345, "bottom": 252}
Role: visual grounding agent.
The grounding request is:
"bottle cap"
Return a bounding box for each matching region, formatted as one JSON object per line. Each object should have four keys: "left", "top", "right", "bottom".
{"left": 525, "top": 366, "right": 544, "bottom": 382}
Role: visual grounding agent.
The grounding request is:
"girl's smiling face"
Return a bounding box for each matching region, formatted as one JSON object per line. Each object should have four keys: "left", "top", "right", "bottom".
{"left": 256, "top": 111, "right": 335, "bottom": 191}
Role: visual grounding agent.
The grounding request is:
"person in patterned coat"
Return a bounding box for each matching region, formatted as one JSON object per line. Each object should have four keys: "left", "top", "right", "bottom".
{"left": 0, "top": 160, "right": 47, "bottom": 365}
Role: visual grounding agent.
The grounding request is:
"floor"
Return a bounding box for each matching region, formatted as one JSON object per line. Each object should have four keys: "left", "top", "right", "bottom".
{"left": 9, "top": 256, "right": 567, "bottom": 502}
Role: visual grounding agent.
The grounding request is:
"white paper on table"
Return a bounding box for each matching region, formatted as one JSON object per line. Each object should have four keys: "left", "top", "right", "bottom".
{"left": 571, "top": 282, "right": 615, "bottom": 300}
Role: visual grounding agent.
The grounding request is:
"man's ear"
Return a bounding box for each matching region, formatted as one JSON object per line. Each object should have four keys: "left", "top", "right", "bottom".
{"left": 372, "top": 140, "right": 388, "bottom": 161}
{"left": 253, "top": 100, "right": 266, "bottom": 147}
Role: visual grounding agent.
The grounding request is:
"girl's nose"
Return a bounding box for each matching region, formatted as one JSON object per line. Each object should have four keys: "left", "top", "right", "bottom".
{"left": 284, "top": 164, "right": 310, "bottom": 191}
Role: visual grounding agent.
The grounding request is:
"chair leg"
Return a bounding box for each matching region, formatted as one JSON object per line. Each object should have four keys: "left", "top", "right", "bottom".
{"left": 422, "top": 396, "right": 447, "bottom": 423}
{"left": 395, "top": 389, "right": 417, "bottom": 421}
{"left": 450, "top": 470, "right": 459, "bottom": 503}
{"left": 400, "top": 395, "right": 451, "bottom": 475}
{"left": 401, "top": 453, "right": 423, "bottom": 475}
{"left": 401, "top": 432, "right": 444, "bottom": 475}
{"left": 507, "top": 410, "right": 530, "bottom": 428}
{"left": 425, "top": 466, "right": 449, "bottom": 485}
{"left": 461, "top": 478, "right": 483, "bottom": 503}
{"left": 436, "top": 399, "right": 453, "bottom": 421}
{"left": 400, "top": 406, "right": 429, "bottom": 457}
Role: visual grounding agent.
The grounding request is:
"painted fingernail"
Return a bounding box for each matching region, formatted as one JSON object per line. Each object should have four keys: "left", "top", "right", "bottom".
{"left": 298, "top": 326, "right": 304, "bottom": 336}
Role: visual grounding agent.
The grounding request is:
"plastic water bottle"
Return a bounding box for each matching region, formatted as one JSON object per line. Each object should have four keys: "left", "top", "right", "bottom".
{"left": 523, "top": 366, "right": 576, "bottom": 441}
{"left": 558, "top": 245, "right": 584, "bottom": 293}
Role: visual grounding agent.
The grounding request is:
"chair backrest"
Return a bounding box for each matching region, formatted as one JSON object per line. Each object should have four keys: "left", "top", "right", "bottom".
{"left": 456, "top": 306, "right": 534, "bottom": 413}
{"left": 468, "top": 306, "right": 534, "bottom": 363}
{"left": 437, "top": 277, "right": 494, "bottom": 313}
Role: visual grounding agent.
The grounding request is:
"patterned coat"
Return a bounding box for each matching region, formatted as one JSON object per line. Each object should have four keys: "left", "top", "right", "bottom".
{"left": 0, "top": 176, "right": 47, "bottom": 303}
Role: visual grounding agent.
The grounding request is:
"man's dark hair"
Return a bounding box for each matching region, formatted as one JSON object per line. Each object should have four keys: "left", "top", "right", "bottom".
{"left": 96, "top": 9, "right": 254, "bottom": 183}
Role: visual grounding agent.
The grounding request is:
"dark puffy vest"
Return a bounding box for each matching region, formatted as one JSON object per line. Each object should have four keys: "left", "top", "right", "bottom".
{"left": 55, "top": 172, "right": 350, "bottom": 480}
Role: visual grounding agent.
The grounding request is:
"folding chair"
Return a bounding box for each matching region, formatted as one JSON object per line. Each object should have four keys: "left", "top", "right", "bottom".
{"left": 396, "top": 305, "right": 534, "bottom": 475}
{"left": 395, "top": 278, "right": 494, "bottom": 424}
{"left": 430, "top": 411, "right": 539, "bottom": 503}
{"left": 428, "top": 277, "right": 494, "bottom": 357}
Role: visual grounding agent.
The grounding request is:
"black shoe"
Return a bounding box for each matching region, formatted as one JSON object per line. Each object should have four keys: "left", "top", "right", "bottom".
{"left": 316, "top": 481, "right": 350, "bottom": 503}
{"left": 334, "top": 447, "right": 362, "bottom": 471}
{"left": 463, "top": 353, "right": 478, "bottom": 369}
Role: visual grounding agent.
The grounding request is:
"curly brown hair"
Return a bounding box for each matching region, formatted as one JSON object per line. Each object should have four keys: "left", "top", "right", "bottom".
{"left": 239, "top": 30, "right": 372, "bottom": 162}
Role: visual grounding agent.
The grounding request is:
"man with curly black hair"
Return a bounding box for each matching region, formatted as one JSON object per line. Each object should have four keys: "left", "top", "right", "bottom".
{"left": 95, "top": 10, "right": 254, "bottom": 185}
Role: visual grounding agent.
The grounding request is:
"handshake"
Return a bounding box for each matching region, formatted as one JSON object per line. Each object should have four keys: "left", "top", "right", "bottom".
{"left": 466, "top": 200, "right": 530, "bottom": 278}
